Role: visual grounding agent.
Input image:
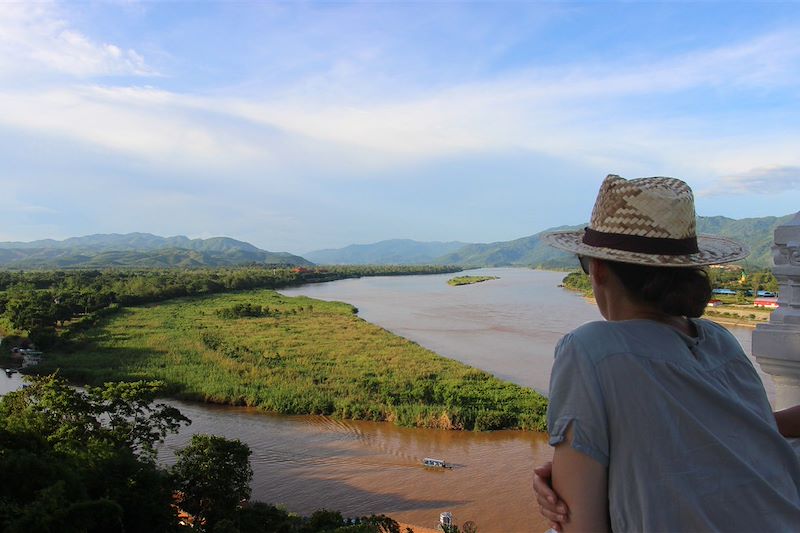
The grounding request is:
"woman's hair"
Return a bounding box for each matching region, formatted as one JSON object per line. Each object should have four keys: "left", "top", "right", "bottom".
{"left": 603, "top": 260, "right": 712, "bottom": 318}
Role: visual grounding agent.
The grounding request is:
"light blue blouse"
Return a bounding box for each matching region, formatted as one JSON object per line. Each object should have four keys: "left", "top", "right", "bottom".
{"left": 548, "top": 318, "right": 800, "bottom": 532}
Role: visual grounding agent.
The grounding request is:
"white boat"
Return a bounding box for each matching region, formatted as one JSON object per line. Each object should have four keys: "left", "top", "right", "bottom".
{"left": 422, "top": 457, "right": 449, "bottom": 468}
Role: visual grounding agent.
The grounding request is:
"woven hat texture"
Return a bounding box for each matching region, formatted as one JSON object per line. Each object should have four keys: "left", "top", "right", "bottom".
{"left": 542, "top": 174, "right": 749, "bottom": 267}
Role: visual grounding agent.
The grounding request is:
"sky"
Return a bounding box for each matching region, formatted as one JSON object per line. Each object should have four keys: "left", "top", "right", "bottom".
{"left": 2, "top": 1, "right": 800, "bottom": 254}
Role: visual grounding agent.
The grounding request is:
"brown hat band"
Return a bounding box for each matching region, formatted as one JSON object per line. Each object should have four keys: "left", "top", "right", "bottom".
{"left": 582, "top": 227, "right": 700, "bottom": 256}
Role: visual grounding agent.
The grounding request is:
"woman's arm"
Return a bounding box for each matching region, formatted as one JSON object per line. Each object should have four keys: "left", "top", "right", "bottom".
{"left": 775, "top": 405, "right": 800, "bottom": 438}
{"left": 551, "top": 424, "right": 610, "bottom": 533}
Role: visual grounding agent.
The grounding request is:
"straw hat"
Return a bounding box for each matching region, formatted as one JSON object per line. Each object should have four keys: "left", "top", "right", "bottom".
{"left": 542, "top": 174, "right": 749, "bottom": 266}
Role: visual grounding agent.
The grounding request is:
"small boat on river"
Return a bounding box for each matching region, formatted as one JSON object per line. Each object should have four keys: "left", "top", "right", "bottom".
{"left": 422, "top": 457, "right": 450, "bottom": 469}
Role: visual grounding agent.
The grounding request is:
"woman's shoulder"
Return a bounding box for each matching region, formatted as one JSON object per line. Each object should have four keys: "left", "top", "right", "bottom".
{"left": 561, "top": 319, "right": 715, "bottom": 362}
{"left": 557, "top": 320, "right": 638, "bottom": 361}
{"left": 566, "top": 319, "right": 670, "bottom": 345}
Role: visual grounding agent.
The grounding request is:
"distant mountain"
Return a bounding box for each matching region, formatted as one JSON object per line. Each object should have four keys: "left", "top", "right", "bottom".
{"left": 433, "top": 224, "right": 581, "bottom": 269}
{"left": 0, "top": 233, "right": 264, "bottom": 253}
{"left": 0, "top": 233, "right": 312, "bottom": 269}
{"left": 695, "top": 215, "right": 794, "bottom": 267}
{"left": 434, "top": 214, "right": 795, "bottom": 269}
{"left": 305, "top": 239, "right": 470, "bottom": 265}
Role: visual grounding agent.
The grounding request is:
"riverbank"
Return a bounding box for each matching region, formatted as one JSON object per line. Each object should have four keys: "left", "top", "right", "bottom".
{"left": 34, "top": 289, "right": 547, "bottom": 432}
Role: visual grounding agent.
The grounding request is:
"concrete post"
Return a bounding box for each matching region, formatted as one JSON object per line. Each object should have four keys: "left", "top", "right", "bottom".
{"left": 752, "top": 212, "right": 800, "bottom": 410}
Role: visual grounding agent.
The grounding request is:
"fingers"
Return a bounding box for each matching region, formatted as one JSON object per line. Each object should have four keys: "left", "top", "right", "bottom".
{"left": 533, "top": 459, "right": 569, "bottom": 530}
{"left": 536, "top": 492, "right": 569, "bottom": 519}
{"left": 532, "top": 473, "right": 558, "bottom": 504}
{"left": 538, "top": 501, "right": 565, "bottom": 532}
{"left": 533, "top": 460, "right": 553, "bottom": 477}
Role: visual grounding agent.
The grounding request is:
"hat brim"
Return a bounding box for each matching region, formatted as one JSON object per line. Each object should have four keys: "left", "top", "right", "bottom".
{"left": 542, "top": 231, "right": 749, "bottom": 267}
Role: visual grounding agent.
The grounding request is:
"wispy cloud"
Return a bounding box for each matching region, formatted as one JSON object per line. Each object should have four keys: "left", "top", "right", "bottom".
{"left": 2, "top": 28, "right": 799, "bottom": 181}
{"left": 699, "top": 166, "right": 800, "bottom": 197}
{"left": 0, "top": 2, "right": 153, "bottom": 78}
{"left": 0, "top": 86, "right": 266, "bottom": 174}
{"left": 3, "top": 2, "right": 800, "bottom": 248}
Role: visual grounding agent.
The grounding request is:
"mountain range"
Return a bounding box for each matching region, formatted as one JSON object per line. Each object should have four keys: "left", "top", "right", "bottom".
{"left": 0, "top": 213, "right": 792, "bottom": 270}
{"left": 304, "top": 239, "right": 468, "bottom": 265}
{"left": 307, "top": 214, "right": 795, "bottom": 269}
{"left": 0, "top": 233, "right": 311, "bottom": 269}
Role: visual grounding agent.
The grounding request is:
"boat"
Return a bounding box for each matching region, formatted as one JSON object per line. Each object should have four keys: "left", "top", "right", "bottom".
{"left": 422, "top": 457, "right": 449, "bottom": 468}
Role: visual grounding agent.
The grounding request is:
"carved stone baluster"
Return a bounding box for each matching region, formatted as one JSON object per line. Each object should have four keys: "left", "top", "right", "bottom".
{"left": 752, "top": 211, "right": 800, "bottom": 411}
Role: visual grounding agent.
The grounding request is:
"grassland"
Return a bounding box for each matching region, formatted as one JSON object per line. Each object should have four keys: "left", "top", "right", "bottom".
{"left": 447, "top": 275, "right": 499, "bottom": 286}
{"left": 36, "top": 290, "right": 547, "bottom": 431}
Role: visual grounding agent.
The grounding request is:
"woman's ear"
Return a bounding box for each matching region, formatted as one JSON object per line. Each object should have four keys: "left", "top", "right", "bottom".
{"left": 589, "top": 258, "right": 608, "bottom": 285}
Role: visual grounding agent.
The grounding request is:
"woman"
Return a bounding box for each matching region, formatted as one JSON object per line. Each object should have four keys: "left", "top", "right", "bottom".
{"left": 535, "top": 406, "right": 800, "bottom": 531}
{"left": 538, "top": 175, "right": 800, "bottom": 532}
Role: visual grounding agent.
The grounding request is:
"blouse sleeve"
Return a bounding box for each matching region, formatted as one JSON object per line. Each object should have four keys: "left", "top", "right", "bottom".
{"left": 547, "top": 332, "right": 610, "bottom": 467}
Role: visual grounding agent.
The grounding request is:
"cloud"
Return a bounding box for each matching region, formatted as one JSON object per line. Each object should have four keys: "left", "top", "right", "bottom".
{"left": 0, "top": 86, "right": 267, "bottom": 174}
{"left": 0, "top": 2, "right": 154, "bottom": 78}
{"left": 0, "top": 14, "right": 798, "bottom": 189}
{"left": 699, "top": 166, "right": 800, "bottom": 197}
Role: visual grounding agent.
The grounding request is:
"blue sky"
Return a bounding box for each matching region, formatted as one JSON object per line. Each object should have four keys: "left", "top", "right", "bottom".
{"left": 2, "top": 1, "right": 800, "bottom": 254}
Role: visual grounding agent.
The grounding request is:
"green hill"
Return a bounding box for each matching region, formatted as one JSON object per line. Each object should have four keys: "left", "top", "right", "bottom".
{"left": 0, "top": 233, "right": 312, "bottom": 269}
{"left": 434, "top": 214, "right": 795, "bottom": 269}
{"left": 305, "top": 238, "right": 469, "bottom": 265}
{"left": 695, "top": 215, "right": 794, "bottom": 267}
{"left": 433, "top": 224, "right": 581, "bottom": 269}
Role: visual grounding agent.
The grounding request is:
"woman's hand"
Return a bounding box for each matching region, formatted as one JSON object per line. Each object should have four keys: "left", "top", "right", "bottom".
{"left": 775, "top": 406, "right": 800, "bottom": 438}
{"left": 533, "top": 461, "right": 570, "bottom": 531}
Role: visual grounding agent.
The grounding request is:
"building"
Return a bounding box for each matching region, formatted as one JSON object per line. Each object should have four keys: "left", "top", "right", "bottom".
{"left": 754, "top": 297, "right": 779, "bottom": 309}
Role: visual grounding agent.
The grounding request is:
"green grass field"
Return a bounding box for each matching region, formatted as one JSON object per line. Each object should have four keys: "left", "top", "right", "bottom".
{"left": 37, "top": 290, "right": 547, "bottom": 431}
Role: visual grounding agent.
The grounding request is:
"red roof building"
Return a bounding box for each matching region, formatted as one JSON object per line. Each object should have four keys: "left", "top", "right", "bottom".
{"left": 754, "top": 297, "right": 779, "bottom": 309}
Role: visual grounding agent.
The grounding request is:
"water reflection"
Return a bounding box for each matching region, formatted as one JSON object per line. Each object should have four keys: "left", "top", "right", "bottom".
{"left": 0, "top": 370, "right": 24, "bottom": 395}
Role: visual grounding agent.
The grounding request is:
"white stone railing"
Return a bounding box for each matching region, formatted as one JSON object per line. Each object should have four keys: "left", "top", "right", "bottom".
{"left": 752, "top": 211, "right": 800, "bottom": 409}
{"left": 752, "top": 211, "right": 800, "bottom": 453}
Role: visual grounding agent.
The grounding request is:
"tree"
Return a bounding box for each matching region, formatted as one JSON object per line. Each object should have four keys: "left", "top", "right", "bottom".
{"left": 171, "top": 434, "right": 253, "bottom": 531}
{"left": 0, "top": 374, "right": 189, "bottom": 533}
{"left": 750, "top": 271, "right": 763, "bottom": 298}
{"left": 763, "top": 271, "right": 779, "bottom": 294}
{"left": 5, "top": 290, "right": 57, "bottom": 334}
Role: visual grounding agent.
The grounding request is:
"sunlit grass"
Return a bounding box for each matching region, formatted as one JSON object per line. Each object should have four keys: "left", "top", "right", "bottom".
{"left": 40, "top": 290, "right": 547, "bottom": 431}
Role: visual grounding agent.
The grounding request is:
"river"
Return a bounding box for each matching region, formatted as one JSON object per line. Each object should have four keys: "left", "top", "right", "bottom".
{"left": 0, "top": 268, "right": 772, "bottom": 533}
{"left": 280, "top": 268, "right": 772, "bottom": 400}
